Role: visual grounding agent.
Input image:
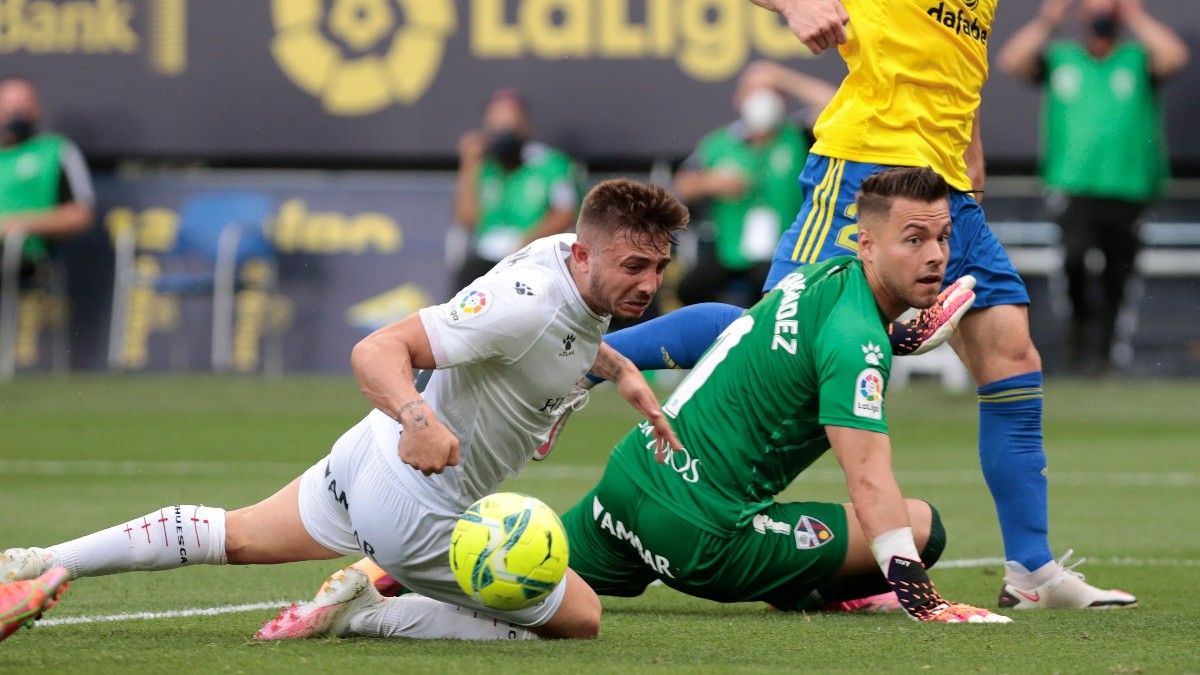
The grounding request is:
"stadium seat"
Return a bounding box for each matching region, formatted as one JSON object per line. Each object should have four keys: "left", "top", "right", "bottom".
{"left": 107, "top": 191, "right": 283, "bottom": 374}
{"left": 0, "top": 230, "right": 70, "bottom": 380}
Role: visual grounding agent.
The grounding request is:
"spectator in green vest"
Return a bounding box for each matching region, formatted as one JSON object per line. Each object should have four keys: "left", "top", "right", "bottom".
{"left": 673, "top": 61, "right": 835, "bottom": 308}
{"left": 451, "top": 88, "right": 584, "bottom": 292}
{"left": 999, "top": 0, "right": 1189, "bottom": 374}
{"left": 0, "top": 76, "right": 94, "bottom": 283}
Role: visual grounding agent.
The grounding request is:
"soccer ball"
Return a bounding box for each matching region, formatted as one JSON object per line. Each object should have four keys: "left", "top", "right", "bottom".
{"left": 449, "top": 492, "right": 569, "bottom": 611}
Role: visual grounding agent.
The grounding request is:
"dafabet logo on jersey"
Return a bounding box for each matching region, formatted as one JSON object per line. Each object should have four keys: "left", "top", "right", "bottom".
{"left": 926, "top": 1, "right": 989, "bottom": 45}
{"left": 854, "top": 368, "right": 883, "bottom": 420}
{"left": 269, "top": 0, "right": 456, "bottom": 116}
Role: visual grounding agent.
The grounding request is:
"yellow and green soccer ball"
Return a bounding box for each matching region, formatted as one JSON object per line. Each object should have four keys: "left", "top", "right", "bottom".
{"left": 449, "top": 492, "right": 569, "bottom": 611}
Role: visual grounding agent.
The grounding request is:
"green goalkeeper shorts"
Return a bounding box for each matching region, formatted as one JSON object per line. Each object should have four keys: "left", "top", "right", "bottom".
{"left": 561, "top": 462, "right": 849, "bottom": 610}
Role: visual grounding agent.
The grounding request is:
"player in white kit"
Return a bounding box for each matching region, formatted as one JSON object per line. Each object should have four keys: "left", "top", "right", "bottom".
{"left": 0, "top": 178, "right": 689, "bottom": 642}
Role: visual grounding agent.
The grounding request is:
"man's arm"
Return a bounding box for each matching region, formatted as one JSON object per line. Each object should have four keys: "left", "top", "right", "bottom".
{"left": 1, "top": 141, "right": 94, "bottom": 238}
{"left": 673, "top": 166, "right": 747, "bottom": 203}
{"left": 827, "top": 426, "right": 911, "bottom": 541}
{"left": 351, "top": 313, "right": 461, "bottom": 475}
{"left": 453, "top": 131, "right": 486, "bottom": 230}
{"left": 827, "top": 425, "right": 1010, "bottom": 623}
{"left": 736, "top": 60, "right": 837, "bottom": 127}
{"left": 1, "top": 203, "right": 92, "bottom": 238}
{"left": 965, "top": 110, "right": 985, "bottom": 201}
{"left": 519, "top": 206, "right": 575, "bottom": 247}
{"left": 1118, "top": 0, "right": 1190, "bottom": 79}
{"left": 997, "top": 0, "right": 1069, "bottom": 81}
{"left": 591, "top": 343, "right": 682, "bottom": 463}
{"left": 750, "top": 0, "right": 849, "bottom": 55}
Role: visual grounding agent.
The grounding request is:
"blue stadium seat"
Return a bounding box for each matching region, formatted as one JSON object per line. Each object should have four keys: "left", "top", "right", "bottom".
{"left": 108, "top": 191, "right": 283, "bottom": 373}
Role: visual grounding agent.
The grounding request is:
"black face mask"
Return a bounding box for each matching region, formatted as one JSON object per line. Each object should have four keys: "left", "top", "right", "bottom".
{"left": 3, "top": 116, "right": 36, "bottom": 145}
{"left": 487, "top": 130, "right": 524, "bottom": 170}
{"left": 1090, "top": 14, "right": 1118, "bottom": 39}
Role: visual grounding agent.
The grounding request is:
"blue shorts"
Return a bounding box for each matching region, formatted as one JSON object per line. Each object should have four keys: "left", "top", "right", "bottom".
{"left": 764, "top": 154, "right": 1030, "bottom": 309}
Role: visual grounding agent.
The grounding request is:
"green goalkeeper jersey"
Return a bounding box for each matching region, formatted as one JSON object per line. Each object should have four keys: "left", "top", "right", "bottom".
{"left": 610, "top": 256, "right": 892, "bottom": 536}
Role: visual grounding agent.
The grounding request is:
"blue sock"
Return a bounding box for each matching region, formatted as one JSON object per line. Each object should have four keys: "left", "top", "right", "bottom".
{"left": 977, "top": 371, "right": 1053, "bottom": 570}
{"left": 587, "top": 303, "right": 744, "bottom": 383}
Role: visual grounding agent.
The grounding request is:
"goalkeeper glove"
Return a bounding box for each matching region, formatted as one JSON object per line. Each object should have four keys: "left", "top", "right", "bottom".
{"left": 889, "top": 274, "right": 977, "bottom": 356}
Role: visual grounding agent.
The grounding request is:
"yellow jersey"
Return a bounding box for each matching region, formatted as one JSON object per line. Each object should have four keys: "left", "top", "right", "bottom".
{"left": 811, "top": 0, "right": 995, "bottom": 191}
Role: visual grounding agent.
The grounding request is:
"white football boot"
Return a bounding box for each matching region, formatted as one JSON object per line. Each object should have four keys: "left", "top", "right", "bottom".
{"left": 998, "top": 550, "right": 1137, "bottom": 609}
{"left": 255, "top": 567, "right": 385, "bottom": 640}
{"left": 0, "top": 548, "right": 57, "bottom": 583}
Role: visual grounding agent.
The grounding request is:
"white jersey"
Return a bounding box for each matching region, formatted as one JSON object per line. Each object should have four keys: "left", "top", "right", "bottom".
{"left": 368, "top": 234, "right": 610, "bottom": 513}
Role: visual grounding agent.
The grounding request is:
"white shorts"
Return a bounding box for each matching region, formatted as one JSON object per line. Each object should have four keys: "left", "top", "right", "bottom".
{"left": 297, "top": 415, "right": 567, "bottom": 627}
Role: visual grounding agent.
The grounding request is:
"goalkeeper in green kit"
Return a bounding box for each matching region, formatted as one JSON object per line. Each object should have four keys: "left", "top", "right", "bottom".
{"left": 562, "top": 166, "right": 1006, "bottom": 623}
{"left": 309, "top": 166, "right": 1006, "bottom": 626}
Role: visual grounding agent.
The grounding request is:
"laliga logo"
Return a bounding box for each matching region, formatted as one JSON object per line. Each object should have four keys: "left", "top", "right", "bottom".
{"left": 270, "top": 0, "right": 456, "bottom": 116}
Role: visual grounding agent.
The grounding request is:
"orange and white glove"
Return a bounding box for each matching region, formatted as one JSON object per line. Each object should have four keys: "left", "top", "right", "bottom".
{"left": 873, "top": 528, "right": 1012, "bottom": 624}
{"left": 890, "top": 275, "right": 977, "bottom": 356}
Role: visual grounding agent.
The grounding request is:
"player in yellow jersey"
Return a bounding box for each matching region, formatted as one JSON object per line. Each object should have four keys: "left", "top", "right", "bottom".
{"left": 753, "top": 0, "right": 1135, "bottom": 610}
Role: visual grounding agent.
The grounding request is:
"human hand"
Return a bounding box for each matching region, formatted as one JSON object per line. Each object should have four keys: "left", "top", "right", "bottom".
{"left": 1039, "top": 0, "right": 1072, "bottom": 27}
{"left": 774, "top": 0, "right": 849, "bottom": 55}
{"left": 396, "top": 399, "right": 461, "bottom": 475}
{"left": 891, "top": 275, "right": 976, "bottom": 356}
{"left": 458, "top": 130, "right": 486, "bottom": 165}
{"left": 1114, "top": 0, "right": 1145, "bottom": 22}
{"left": 615, "top": 373, "right": 682, "bottom": 464}
{"left": 706, "top": 169, "right": 749, "bottom": 199}
{"left": 735, "top": 60, "right": 785, "bottom": 105}
{"left": 918, "top": 602, "right": 1013, "bottom": 624}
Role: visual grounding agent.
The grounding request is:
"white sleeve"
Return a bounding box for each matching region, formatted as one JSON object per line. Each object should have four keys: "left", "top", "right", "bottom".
{"left": 418, "top": 273, "right": 551, "bottom": 369}
{"left": 59, "top": 140, "right": 94, "bottom": 206}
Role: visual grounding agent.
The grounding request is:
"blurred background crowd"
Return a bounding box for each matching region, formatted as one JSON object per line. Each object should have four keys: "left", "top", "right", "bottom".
{"left": 1, "top": 0, "right": 1196, "bottom": 379}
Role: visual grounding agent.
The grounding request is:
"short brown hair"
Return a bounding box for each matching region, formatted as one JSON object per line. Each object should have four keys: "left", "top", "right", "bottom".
{"left": 856, "top": 167, "right": 950, "bottom": 223}
{"left": 577, "top": 178, "right": 689, "bottom": 247}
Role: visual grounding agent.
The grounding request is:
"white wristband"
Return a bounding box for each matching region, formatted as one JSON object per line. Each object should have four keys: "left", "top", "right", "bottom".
{"left": 869, "top": 527, "right": 921, "bottom": 575}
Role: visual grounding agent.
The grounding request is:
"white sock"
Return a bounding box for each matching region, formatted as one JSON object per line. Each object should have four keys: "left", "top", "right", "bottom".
{"left": 348, "top": 594, "right": 538, "bottom": 640}
{"left": 1004, "top": 558, "right": 1060, "bottom": 589}
{"left": 49, "top": 505, "right": 227, "bottom": 580}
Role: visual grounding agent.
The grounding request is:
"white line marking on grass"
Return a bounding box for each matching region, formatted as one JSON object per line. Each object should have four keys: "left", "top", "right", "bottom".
{"left": 39, "top": 600, "right": 290, "bottom": 627}
{"left": 522, "top": 466, "right": 1200, "bottom": 488}
{"left": 35, "top": 558, "right": 1199, "bottom": 628}
{"left": 938, "top": 557, "right": 1200, "bottom": 570}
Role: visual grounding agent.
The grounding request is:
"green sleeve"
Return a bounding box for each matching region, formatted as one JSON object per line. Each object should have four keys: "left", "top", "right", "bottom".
{"left": 813, "top": 304, "right": 890, "bottom": 434}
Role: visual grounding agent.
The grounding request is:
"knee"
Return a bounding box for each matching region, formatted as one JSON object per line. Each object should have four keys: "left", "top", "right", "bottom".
{"left": 575, "top": 605, "right": 602, "bottom": 640}
{"left": 986, "top": 335, "right": 1042, "bottom": 378}
{"left": 569, "top": 591, "right": 602, "bottom": 639}
{"left": 556, "top": 588, "right": 602, "bottom": 640}
{"left": 921, "top": 502, "right": 947, "bottom": 569}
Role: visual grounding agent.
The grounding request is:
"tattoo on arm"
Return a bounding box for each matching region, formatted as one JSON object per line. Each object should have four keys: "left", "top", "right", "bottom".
{"left": 589, "top": 343, "right": 633, "bottom": 383}
{"left": 407, "top": 409, "right": 431, "bottom": 431}
{"left": 397, "top": 398, "right": 431, "bottom": 430}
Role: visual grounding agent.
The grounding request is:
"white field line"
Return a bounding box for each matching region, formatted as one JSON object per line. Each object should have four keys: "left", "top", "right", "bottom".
{"left": 39, "top": 600, "right": 290, "bottom": 627}
{"left": 35, "top": 555, "right": 1200, "bottom": 629}
{"left": 2, "top": 460, "right": 1197, "bottom": 488}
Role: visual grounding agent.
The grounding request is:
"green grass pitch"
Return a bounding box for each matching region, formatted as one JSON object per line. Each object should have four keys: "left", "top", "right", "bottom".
{"left": 1, "top": 375, "right": 1197, "bottom": 673}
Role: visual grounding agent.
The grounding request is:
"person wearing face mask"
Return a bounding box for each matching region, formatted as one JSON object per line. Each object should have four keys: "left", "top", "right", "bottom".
{"left": 451, "top": 88, "right": 584, "bottom": 293}
{"left": 999, "top": 0, "right": 1189, "bottom": 375}
{"left": 673, "top": 61, "right": 835, "bottom": 308}
{"left": 0, "top": 76, "right": 94, "bottom": 284}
